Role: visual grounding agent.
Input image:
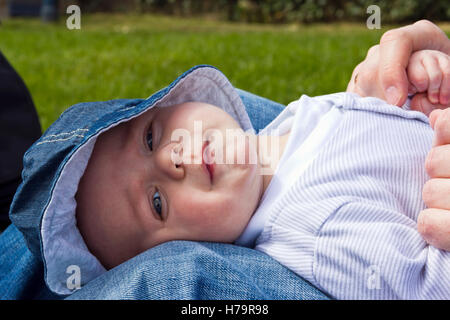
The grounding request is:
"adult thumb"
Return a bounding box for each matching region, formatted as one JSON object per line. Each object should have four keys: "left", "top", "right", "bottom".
{"left": 380, "top": 68, "right": 409, "bottom": 106}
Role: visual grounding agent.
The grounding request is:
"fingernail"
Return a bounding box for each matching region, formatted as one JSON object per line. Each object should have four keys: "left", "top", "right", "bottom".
{"left": 386, "top": 86, "right": 399, "bottom": 105}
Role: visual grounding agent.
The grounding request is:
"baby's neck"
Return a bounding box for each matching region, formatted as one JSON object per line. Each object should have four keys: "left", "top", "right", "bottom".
{"left": 255, "top": 131, "right": 291, "bottom": 194}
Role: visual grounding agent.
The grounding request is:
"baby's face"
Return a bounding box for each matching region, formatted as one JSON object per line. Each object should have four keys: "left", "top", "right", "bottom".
{"left": 76, "top": 102, "right": 263, "bottom": 269}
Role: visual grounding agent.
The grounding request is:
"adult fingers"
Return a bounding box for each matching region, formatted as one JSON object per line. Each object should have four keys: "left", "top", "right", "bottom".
{"left": 348, "top": 45, "right": 385, "bottom": 98}
{"left": 425, "top": 144, "right": 450, "bottom": 178}
{"left": 417, "top": 208, "right": 450, "bottom": 250}
{"left": 378, "top": 33, "right": 409, "bottom": 106}
{"left": 346, "top": 61, "right": 363, "bottom": 94}
{"left": 428, "top": 109, "right": 443, "bottom": 129}
{"left": 379, "top": 20, "right": 450, "bottom": 106}
{"left": 431, "top": 108, "right": 450, "bottom": 146}
{"left": 423, "top": 178, "right": 450, "bottom": 209}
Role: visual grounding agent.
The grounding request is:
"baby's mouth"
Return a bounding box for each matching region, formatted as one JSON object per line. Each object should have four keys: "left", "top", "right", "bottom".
{"left": 202, "top": 140, "right": 215, "bottom": 183}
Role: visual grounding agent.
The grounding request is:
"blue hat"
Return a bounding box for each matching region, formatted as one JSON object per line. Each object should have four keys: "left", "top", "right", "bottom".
{"left": 9, "top": 65, "right": 283, "bottom": 295}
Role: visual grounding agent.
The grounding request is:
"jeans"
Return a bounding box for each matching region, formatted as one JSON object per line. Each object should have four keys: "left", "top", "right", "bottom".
{"left": 0, "top": 88, "right": 330, "bottom": 300}
{"left": 67, "top": 241, "right": 329, "bottom": 300}
{"left": 0, "top": 224, "right": 59, "bottom": 299}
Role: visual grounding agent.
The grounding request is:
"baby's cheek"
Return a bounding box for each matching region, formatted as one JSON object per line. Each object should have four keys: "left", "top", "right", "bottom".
{"left": 174, "top": 196, "right": 225, "bottom": 228}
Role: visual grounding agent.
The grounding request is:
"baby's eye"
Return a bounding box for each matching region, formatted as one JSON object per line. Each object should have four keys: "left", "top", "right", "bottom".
{"left": 152, "top": 190, "right": 163, "bottom": 218}
{"left": 146, "top": 128, "right": 153, "bottom": 151}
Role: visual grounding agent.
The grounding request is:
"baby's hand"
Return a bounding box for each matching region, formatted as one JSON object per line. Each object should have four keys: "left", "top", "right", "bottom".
{"left": 407, "top": 50, "right": 450, "bottom": 113}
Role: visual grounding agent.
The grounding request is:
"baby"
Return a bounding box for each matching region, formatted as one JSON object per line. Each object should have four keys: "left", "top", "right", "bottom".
{"left": 74, "top": 99, "right": 274, "bottom": 268}
{"left": 73, "top": 49, "right": 450, "bottom": 299}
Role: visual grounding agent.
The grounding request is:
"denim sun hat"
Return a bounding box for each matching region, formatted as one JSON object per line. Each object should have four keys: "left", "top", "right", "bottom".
{"left": 9, "top": 65, "right": 264, "bottom": 295}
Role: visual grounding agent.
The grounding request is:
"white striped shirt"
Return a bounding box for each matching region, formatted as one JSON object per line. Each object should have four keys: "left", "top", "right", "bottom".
{"left": 235, "top": 92, "right": 450, "bottom": 299}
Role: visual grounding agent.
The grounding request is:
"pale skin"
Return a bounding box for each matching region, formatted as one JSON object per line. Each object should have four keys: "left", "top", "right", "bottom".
{"left": 76, "top": 101, "right": 290, "bottom": 269}
{"left": 420, "top": 108, "right": 450, "bottom": 250}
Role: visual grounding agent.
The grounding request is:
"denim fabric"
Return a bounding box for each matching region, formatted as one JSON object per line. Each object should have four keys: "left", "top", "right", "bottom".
{"left": 1, "top": 65, "right": 330, "bottom": 299}
{"left": 9, "top": 98, "right": 144, "bottom": 258}
{"left": 10, "top": 65, "right": 255, "bottom": 264}
{"left": 236, "top": 89, "right": 286, "bottom": 134}
{"left": 0, "top": 224, "right": 59, "bottom": 299}
{"left": 67, "top": 241, "right": 329, "bottom": 300}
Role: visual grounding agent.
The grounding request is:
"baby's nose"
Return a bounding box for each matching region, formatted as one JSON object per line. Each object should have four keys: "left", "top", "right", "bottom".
{"left": 171, "top": 142, "right": 183, "bottom": 168}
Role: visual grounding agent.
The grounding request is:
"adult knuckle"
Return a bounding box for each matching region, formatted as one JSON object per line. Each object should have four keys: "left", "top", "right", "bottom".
{"left": 425, "top": 148, "right": 437, "bottom": 177}
{"left": 414, "top": 19, "right": 435, "bottom": 30}
{"left": 380, "top": 61, "right": 403, "bottom": 82}
{"left": 353, "top": 61, "right": 364, "bottom": 74}
{"left": 422, "top": 180, "right": 436, "bottom": 206}
{"left": 367, "top": 44, "right": 379, "bottom": 57}
{"left": 434, "top": 111, "right": 450, "bottom": 133}
{"left": 443, "top": 108, "right": 450, "bottom": 122}
{"left": 417, "top": 211, "right": 433, "bottom": 239}
{"left": 416, "top": 20, "right": 447, "bottom": 41}
{"left": 414, "top": 19, "right": 442, "bottom": 36}
{"left": 358, "top": 71, "right": 371, "bottom": 83}
{"left": 380, "top": 29, "right": 403, "bottom": 44}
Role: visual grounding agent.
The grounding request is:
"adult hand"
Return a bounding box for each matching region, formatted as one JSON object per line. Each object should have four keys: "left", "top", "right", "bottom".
{"left": 347, "top": 20, "right": 450, "bottom": 115}
{"left": 347, "top": 20, "right": 450, "bottom": 251}
{"left": 420, "top": 108, "right": 450, "bottom": 250}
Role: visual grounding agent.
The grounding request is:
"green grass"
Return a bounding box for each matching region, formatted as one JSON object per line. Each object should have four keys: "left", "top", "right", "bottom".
{"left": 0, "top": 14, "right": 445, "bottom": 130}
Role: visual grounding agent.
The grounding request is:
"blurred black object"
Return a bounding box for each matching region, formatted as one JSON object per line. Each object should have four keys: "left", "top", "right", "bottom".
{"left": 8, "top": 0, "right": 41, "bottom": 17}
{"left": 41, "top": 0, "right": 58, "bottom": 22}
{"left": 0, "top": 51, "right": 41, "bottom": 231}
